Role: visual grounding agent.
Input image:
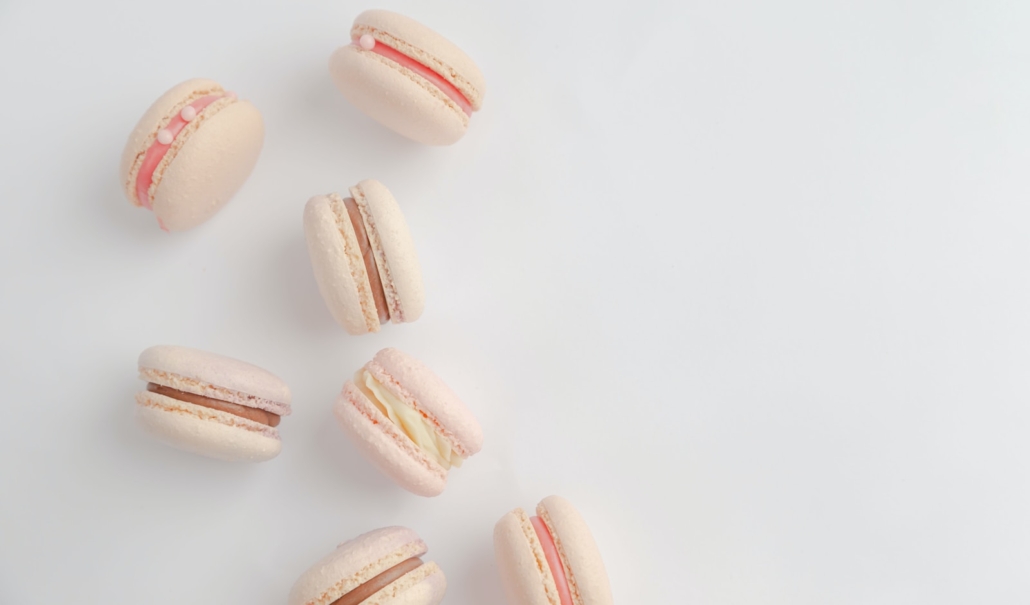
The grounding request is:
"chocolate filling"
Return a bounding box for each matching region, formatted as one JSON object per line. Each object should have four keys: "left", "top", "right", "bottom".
{"left": 331, "top": 557, "right": 423, "bottom": 605}
{"left": 343, "top": 197, "right": 390, "bottom": 324}
{"left": 146, "top": 383, "right": 281, "bottom": 427}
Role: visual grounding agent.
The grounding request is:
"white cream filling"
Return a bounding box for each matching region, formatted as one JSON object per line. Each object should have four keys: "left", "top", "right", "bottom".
{"left": 357, "top": 370, "right": 463, "bottom": 469}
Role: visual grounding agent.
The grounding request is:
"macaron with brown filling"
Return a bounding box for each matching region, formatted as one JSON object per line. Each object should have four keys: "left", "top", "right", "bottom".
{"left": 288, "top": 526, "right": 446, "bottom": 605}
{"left": 135, "top": 345, "right": 291, "bottom": 462}
{"left": 303, "top": 179, "right": 425, "bottom": 335}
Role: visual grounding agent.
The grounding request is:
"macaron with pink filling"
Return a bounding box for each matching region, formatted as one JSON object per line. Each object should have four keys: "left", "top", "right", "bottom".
{"left": 333, "top": 348, "right": 483, "bottom": 496}
{"left": 119, "top": 78, "right": 264, "bottom": 231}
{"left": 135, "top": 345, "right": 291, "bottom": 462}
{"left": 303, "top": 179, "right": 425, "bottom": 335}
{"left": 288, "top": 526, "right": 446, "bottom": 605}
{"left": 494, "top": 496, "right": 614, "bottom": 605}
{"left": 329, "top": 9, "right": 485, "bottom": 145}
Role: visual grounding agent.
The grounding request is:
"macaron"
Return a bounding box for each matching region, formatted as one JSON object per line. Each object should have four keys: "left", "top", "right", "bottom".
{"left": 135, "top": 345, "right": 291, "bottom": 462}
{"left": 329, "top": 9, "right": 485, "bottom": 145}
{"left": 119, "top": 78, "right": 264, "bottom": 231}
{"left": 334, "top": 348, "right": 482, "bottom": 496}
{"left": 288, "top": 526, "right": 446, "bottom": 605}
{"left": 494, "top": 496, "right": 614, "bottom": 605}
{"left": 303, "top": 180, "right": 424, "bottom": 335}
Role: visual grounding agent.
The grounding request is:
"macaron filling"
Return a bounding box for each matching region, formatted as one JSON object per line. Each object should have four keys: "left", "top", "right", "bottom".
{"left": 530, "top": 516, "right": 573, "bottom": 605}
{"left": 146, "top": 383, "right": 281, "bottom": 427}
{"left": 331, "top": 557, "right": 423, "bottom": 605}
{"left": 351, "top": 35, "right": 473, "bottom": 116}
{"left": 343, "top": 197, "right": 390, "bottom": 324}
{"left": 134, "top": 92, "right": 231, "bottom": 210}
{"left": 354, "top": 369, "right": 464, "bottom": 469}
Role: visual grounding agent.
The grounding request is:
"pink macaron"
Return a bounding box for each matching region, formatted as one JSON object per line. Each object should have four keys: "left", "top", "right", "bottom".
{"left": 119, "top": 78, "right": 264, "bottom": 231}
{"left": 303, "top": 180, "right": 425, "bottom": 335}
{"left": 288, "top": 526, "right": 446, "bottom": 605}
{"left": 333, "top": 348, "right": 483, "bottom": 497}
{"left": 135, "top": 345, "right": 291, "bottom": 462}
{"left": 329, "top": 9, "right": 485, "bottom": 145}
{"left": 494, "top": 496, "right": 614, "bottom": 605}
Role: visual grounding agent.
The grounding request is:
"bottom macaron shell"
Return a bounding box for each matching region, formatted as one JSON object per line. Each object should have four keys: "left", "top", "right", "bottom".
{"left": 329, "top": 46, "right": 468, "bottom": 146}
{"left": 494, "top": 511, "right": 560, "bottom": 605}
{"left": 135, "top": 391, "right": 281, "bottom": 462}
{"left": 151, "top": 100, "right": 264, "bottom": 231}
{"left": 333, "top": 384, "right": 446, "bottom": 497}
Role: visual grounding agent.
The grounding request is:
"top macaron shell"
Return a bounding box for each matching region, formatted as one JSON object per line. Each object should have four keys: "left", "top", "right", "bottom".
{"left": 303, "top": 180, "right": 425, "bottom": 335}
{"left": 288, "top": 526, "right": 446, "bottom": 605}
{"left": 120, "top": 78, "right": 264, "bottom": 231}
{"left": 493, "top": 496, "right": 614, "bottom": 605}
{"left": 329, "top": 9, "right": 485, "bottom": 145}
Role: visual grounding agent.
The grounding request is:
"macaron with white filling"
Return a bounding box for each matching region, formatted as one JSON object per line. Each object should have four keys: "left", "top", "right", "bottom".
{"left": 303, "top": 179, "right": 424, "bottom": 335}
{"left": 288, "top": 526, "right": 446, "bottom": 605}
{"left": 119, "top": 78, "right": 264, "bottom": 231}
{"left": 334, "top": 348, "right": 483, "bottom": 496}
{"left": 494, "top": 496, "right": 614, "bottom": 605}
{"left": 135, "top": 345, "right": 291, "bottom": 462}
{"left": 329, "top": 9, "right": 485, "bottom": 145}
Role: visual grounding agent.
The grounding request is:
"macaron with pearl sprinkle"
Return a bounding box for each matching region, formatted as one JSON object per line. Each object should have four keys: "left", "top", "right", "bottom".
{"left": 303, "top": 180, "right": 424, "bottom": 335}
{"left": 494, "top": 496, "right": 614, "bottom": 605}
{"left": 334, "top": 348, "right": 483, "bottom": 497}
{"left": 135, "top": 345, "right": 291, "bottom": 462}
{"left": 119, "top": 78, "right": 264, "bottom": 231}
{"left": 329, "top": 9, "right": 485, "bottom": 145}
{"left": 288, "top": 526, "right": 446, "bottom": 605}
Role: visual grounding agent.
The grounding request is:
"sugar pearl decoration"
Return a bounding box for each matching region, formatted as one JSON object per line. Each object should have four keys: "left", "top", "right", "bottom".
{"left": 180, "top": 106, "right": 197, "bottom": 121}
{"left": 359, "top": 34, "right": 376, "bottom": 50}
{"left": 156, "top": 129, "right": 173, "bottom": 145}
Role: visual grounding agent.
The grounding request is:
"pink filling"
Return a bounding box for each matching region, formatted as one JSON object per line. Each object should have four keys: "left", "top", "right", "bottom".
{"left": 531, "top": 516, "right": 572, "bottom": 605}
{"left": 135, "top": 93, "right": 224, "bottom": 210}
{"left": 352, "top": 37, "right": 473, "bottom": 116}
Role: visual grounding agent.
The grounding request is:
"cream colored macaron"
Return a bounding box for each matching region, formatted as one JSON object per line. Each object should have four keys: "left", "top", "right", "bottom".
{"left": 303, "top": 179, "right": 425, "bottom": 335}
{"left": 494, "top": 496, "right": 614, "bottom": 605}
{"left": 119, "top": 78, "right": 264, "bottom": 231}
{"left": 134, "top": 345, "right": 291, "bottom": 462}
{"left": 329, "top": 9, "right": 485, "bottom": 145}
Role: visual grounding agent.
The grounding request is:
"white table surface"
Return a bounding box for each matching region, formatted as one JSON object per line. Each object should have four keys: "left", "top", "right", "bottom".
{"left": 2, "top": 1, "right": 1029, "bottom": 603}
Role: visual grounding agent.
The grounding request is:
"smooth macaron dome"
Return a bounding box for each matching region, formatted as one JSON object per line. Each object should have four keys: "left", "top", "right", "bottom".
{"left": 494, "top": 496, "right": 614, "bottom": 605}
{"left": 135, "top": 345, "right": 291, "bottom": 462}
{"left": 334, "top": 348, "right": 483, "bottom": 497}
{"left": 288, "top": 526, "right": 446, "bottom": 605}
{"left": 119, "top": 78, "right": 265, "bottom": 231}
{"left": 329, "top": 9, "right": 485, "bottom": 145}
{"left": 303, "top": 179, "right": 425, "bottom": 335}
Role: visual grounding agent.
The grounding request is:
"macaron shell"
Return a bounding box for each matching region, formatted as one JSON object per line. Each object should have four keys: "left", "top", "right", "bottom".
{"left": 150, "top": 99, "right": 264, "bottom": 231}
{"left": 493, "top": 508, "right": 561, "bottom": 605}
{"left": 138, "top": 345, "right": 291, "bottom": 416}
{"left": 537, "top": 496, "right": 614, "bottom": 605}
{"left": 119, "top": 78, "right": 223, "bottom": 200}
{"left": 351, "top": 180, "right": 425, "bottom": 324}
{"left": 329, "top": 45, "right": 469, "bottom": 146}
{"left": 135, "top": 390, "right": 282, "bottom": 462}
{"left": 352, "top": 9, "right": 485, "bottom": 108}
{"left": 334, "top": 381, "right": 447, "bottom": 497}
{"left": 368, "top": 348, "right": 482, "bottom": 456}
{"left": 288, "top": 526, "right": 428, "bottom": 605}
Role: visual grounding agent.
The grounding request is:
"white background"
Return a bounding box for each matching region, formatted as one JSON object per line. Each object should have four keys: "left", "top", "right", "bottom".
{"left": 1, "top": 0, "right": 1029, "bottom": 603}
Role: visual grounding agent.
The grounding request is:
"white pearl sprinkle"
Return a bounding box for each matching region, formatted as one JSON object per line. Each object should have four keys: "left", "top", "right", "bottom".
{"left": 359, "top": 34, "right": 376, "bottom": 50}
{"left": 156, "top": 129, "right": 173, "bottom": 145}
{"left": 226, "top": 91, "right": 237, "bottom": 100}
{"left": 180, "top": 106, "right": 197, "bottom": 121}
